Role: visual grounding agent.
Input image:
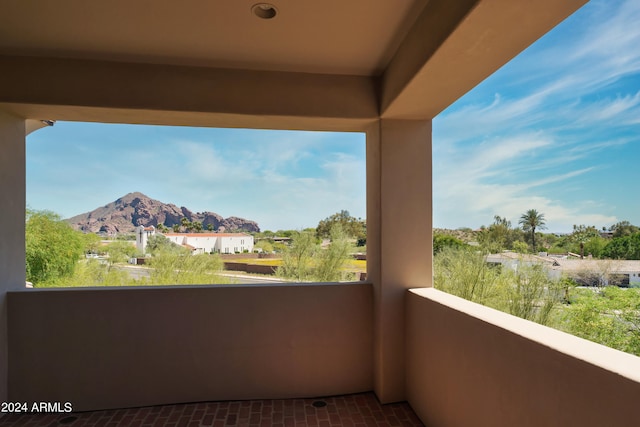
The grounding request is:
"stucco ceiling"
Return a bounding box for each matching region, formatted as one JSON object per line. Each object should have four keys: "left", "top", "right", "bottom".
{"left": 0, "top": 0, "right": 428, "bottom": 76}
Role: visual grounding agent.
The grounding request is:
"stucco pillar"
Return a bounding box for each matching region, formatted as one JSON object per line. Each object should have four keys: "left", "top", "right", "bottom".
{"left": 366, "top": 119, "right": 433, "bottom": 403}
{"left": 0, "top": 110, "right": 26, "bottom": 402}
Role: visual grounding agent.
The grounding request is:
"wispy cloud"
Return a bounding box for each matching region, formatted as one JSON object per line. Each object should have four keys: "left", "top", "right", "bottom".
{"left": 27, "top": 125, "right": 366, "bottom": 231}
{"left": 433, "top": 0, "right": 640, "bottom": 232}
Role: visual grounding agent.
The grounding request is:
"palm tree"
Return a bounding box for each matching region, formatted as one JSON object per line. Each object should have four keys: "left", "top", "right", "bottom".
{"left": 518, "top": 209, "right": 546, "bottom": 252}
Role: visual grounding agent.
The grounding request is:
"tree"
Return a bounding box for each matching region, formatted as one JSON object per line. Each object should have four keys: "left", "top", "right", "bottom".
{"left": 192, "top": 221, "right": 203, "bottom": 232}
{"left": 104, "top": 241, "right": 137, "bottom": 264}
{"left": 563, "top": 286, "right": 640, "bottom": 356}
{"left": 478, "top": 215, "right": 522, "bottom": 253}
{"left": 254, "top": 240, "right": 274, "bottom": 254}
{"left": 434, "top": 247, "right": 564, "bottom": 326}
{"left": 146, "top": 234, "right": 185, "bottom": 255}
{"left": 570, "top": 224, "right": 600, "bottom": 259}
{"left": 603, "top": 232, "right": 640, "bottom": 260}
{"left": 519, "top": 209, "right": 546, "bottom": 252}
{"left": 500, "top": 263, "right": 564, "bottom": 326}
{"left": 26, "top": 210, "right": 85, "bottom": 284}
{"left": 147, "top": 252, "right": 226, "bottom": 285}
{"left": 82, "top": 232, "right": 102, "bottom": 254}
{"left": 316, "top": 210, "right": 366, "bottom": 243}
{"left": 314, "top": 224, "right": 354, "bottom": 282}
{"left": 610, "top": 221, "right": 639, "bottom": 238}
{"left": 277, "top": 226, "right": 354, "bottom": 282}
{"left": 433, "top": 247, "right": 503, "bottom": 305}
{"left": 433, "top": 233, "right": 465, "bottom": 254}
{"left": 276, "top": 231, "right": 318, "bottom": 281}
{"left": 582, "top": 235, "right": 608, "bottom": 259}
{"left": 512, "top": 240, "right": 529, "bottom": 254}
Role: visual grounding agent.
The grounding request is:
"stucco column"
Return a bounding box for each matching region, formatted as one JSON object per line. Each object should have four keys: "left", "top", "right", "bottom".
{"left": 366, "top": 119, "right": 433, "bottom": 403}
{"left": 0, "top": 110, "right": 26, "bottom": 402}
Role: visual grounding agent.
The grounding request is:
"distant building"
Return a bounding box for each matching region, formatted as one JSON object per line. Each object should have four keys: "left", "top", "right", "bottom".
{"left": 486, "top": 251, "right": 640, "bottom": 287}
{"left": 163, "top": 233, "right": 253, "bottom": 255}
{"left": 135, "top": 226, "right": 254, "bottom": 255}
{"left": 136, "top": 225, "right": 156, "bottom": 254}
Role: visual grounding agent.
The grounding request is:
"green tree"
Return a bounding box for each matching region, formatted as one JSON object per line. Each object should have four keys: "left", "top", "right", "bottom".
{"left": 147, "top": 252, "right": 226, "bottom": 285}
{"left": 512, "top": 240, "right": 529, "bottom": 254}
{"left": 434, "top": 247, "right": 564, "bottom": 326}
{"left": 610, "top": 220, "right": 640, "bottom": 238}
{"left": 433, "top": 233, "right": 466, "bottom": 254}
{"left": 82, "top": 232, "right": 102, "bottom": 254}
{"left": 562, "top": 287, "right": 640, "bottom": 356}
{"left": 519, "top": 209, "right": 546, "bottom": 252}
{"left": 26, "top": 210, "right": 85, "bottom": 285}
{"left": 146, "top": 234, "right": 184, "bottom": 255}
{"left": 314, "top": 224, "right": 354, "bottom": 282}
{"left": 603, "top": 232, "right": 640, "bottom": 260}
{"left": 104, "top": 240, "right": 137, "bottom": 264}
{"left": 570, "top": 224, "right": 600, "bottom": 259}
{"left": 316, "top": 210, "right": 366, "bottom": 243}
{"left": 277, "top": 231, "right": 318, "bottom": 281}
{"left": 582, "top": 235, "right": 607, "bottom": 259}
{"left": 433, "top": 247, "right": 503, "bottom": 305}
{"left": 499, "top": 263, "right": 564, "bottom": 326}
{"left": 254, "top": 239, "right": 274, "bottom": 253}
{"left": 192, "top": 221, "right": 203, "bottom": 232}
{"left": 478, "top": 215, "right": 522, "bottom": 253}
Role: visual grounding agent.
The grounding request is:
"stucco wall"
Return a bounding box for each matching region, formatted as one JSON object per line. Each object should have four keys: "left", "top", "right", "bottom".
{"left": 368, "top": 119, "right": 433, "bottom": 403}
{"left": 0, "top": 112, "right": 25, "bottom": 403}
{"left": 8, "top": 283, "right": 373, "bottom": 411}
{"left": 406, "top": 288, "right": 640, "bottom": 427}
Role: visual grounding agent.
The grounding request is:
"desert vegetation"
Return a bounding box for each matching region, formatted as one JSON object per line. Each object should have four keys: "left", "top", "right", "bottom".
{"left": 26, "top": 209, "right": 229, "bottom": 287}
{"left": 433, "top": 210, "right": 640, "bottom": 357}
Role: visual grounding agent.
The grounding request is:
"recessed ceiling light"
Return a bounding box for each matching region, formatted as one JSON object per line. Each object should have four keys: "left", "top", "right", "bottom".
{"left": 252, "top": 3, "right": 277, "bottom": 20}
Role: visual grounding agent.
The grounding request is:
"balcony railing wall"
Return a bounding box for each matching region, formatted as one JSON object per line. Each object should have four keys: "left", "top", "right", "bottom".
{"left": 8, "top": 283, "right": 373, "bottom": 411}
{"left": 406, "top": 288, "right": 640, "bottom": 427}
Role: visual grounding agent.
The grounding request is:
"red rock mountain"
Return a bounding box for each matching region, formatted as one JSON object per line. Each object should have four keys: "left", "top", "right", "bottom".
{"left": 66, "top": 192, "right": 260, "bottom": 234}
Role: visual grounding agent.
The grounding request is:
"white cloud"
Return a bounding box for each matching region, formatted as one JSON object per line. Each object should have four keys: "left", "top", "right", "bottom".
{"left": 433, "top": 130, "right": 618, "bottom": 232}
{"left": 433, "top": 0, "right": 640, "bottom": 232}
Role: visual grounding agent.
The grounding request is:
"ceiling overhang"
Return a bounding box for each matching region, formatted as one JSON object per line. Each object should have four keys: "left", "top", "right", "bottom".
{"left": 0, "top": 0, "right": 588, "bottom": 127}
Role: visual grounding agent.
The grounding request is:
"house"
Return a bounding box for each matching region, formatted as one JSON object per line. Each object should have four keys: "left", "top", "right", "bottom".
{"left": 136, "top": 226, "right": 254, "bottom": 254}
{"left": 3, "top": 1, "right": 640, "bottom": 426}
{"left": 551, "top": 258, "right": 640, "bottom": 287}
{"left": 487, "top": 252, "right": 640, "bottom": 287}
{"left": 163, "top": 233, "right": 254, "bottom": 254}
{"left": 486, "top": 251, "right": 560, "bottom": 270}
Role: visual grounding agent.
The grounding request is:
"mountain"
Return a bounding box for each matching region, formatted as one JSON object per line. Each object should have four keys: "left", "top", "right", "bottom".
{"left": 66, "top": 192, "right": 260, "bottom": 234}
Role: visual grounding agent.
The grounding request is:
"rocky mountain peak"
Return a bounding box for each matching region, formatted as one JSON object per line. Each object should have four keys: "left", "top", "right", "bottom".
{"left": 66, "top": 192, "right": 260, "bottom": 235}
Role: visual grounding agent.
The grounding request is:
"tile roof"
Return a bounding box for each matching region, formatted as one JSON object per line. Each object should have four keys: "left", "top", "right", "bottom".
{"left": 163, "top": 233, "right": 250, "bottom": 238}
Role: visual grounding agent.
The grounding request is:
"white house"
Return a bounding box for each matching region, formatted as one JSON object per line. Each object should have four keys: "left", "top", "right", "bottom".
{"left": 486, "top": 252, "right": 640, "bottom": 287}
{"left": 163, "top": 233, "right": 254, "bottom": 255}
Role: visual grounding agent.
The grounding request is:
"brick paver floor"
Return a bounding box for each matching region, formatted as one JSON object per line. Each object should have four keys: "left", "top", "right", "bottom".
{"left": 0, "top": 392, "right": 424, "bottom": 427}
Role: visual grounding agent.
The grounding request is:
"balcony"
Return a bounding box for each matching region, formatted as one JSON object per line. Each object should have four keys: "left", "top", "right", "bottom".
{"left": 4, "top": 0, "right": 636, "bottom": 425}
{"left": 3, "top": 283, "right": 640, "bottom": 426}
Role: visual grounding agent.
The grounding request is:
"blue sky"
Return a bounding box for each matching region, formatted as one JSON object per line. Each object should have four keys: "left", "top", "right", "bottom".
{"left": 433, "top": 0, "right": 640, "bottom": 233}
{"left": 27, "top": 0, "right": 640, "bottom": 233}
{"left": 27, "top": 126, "right": 365, "bottom": 231}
